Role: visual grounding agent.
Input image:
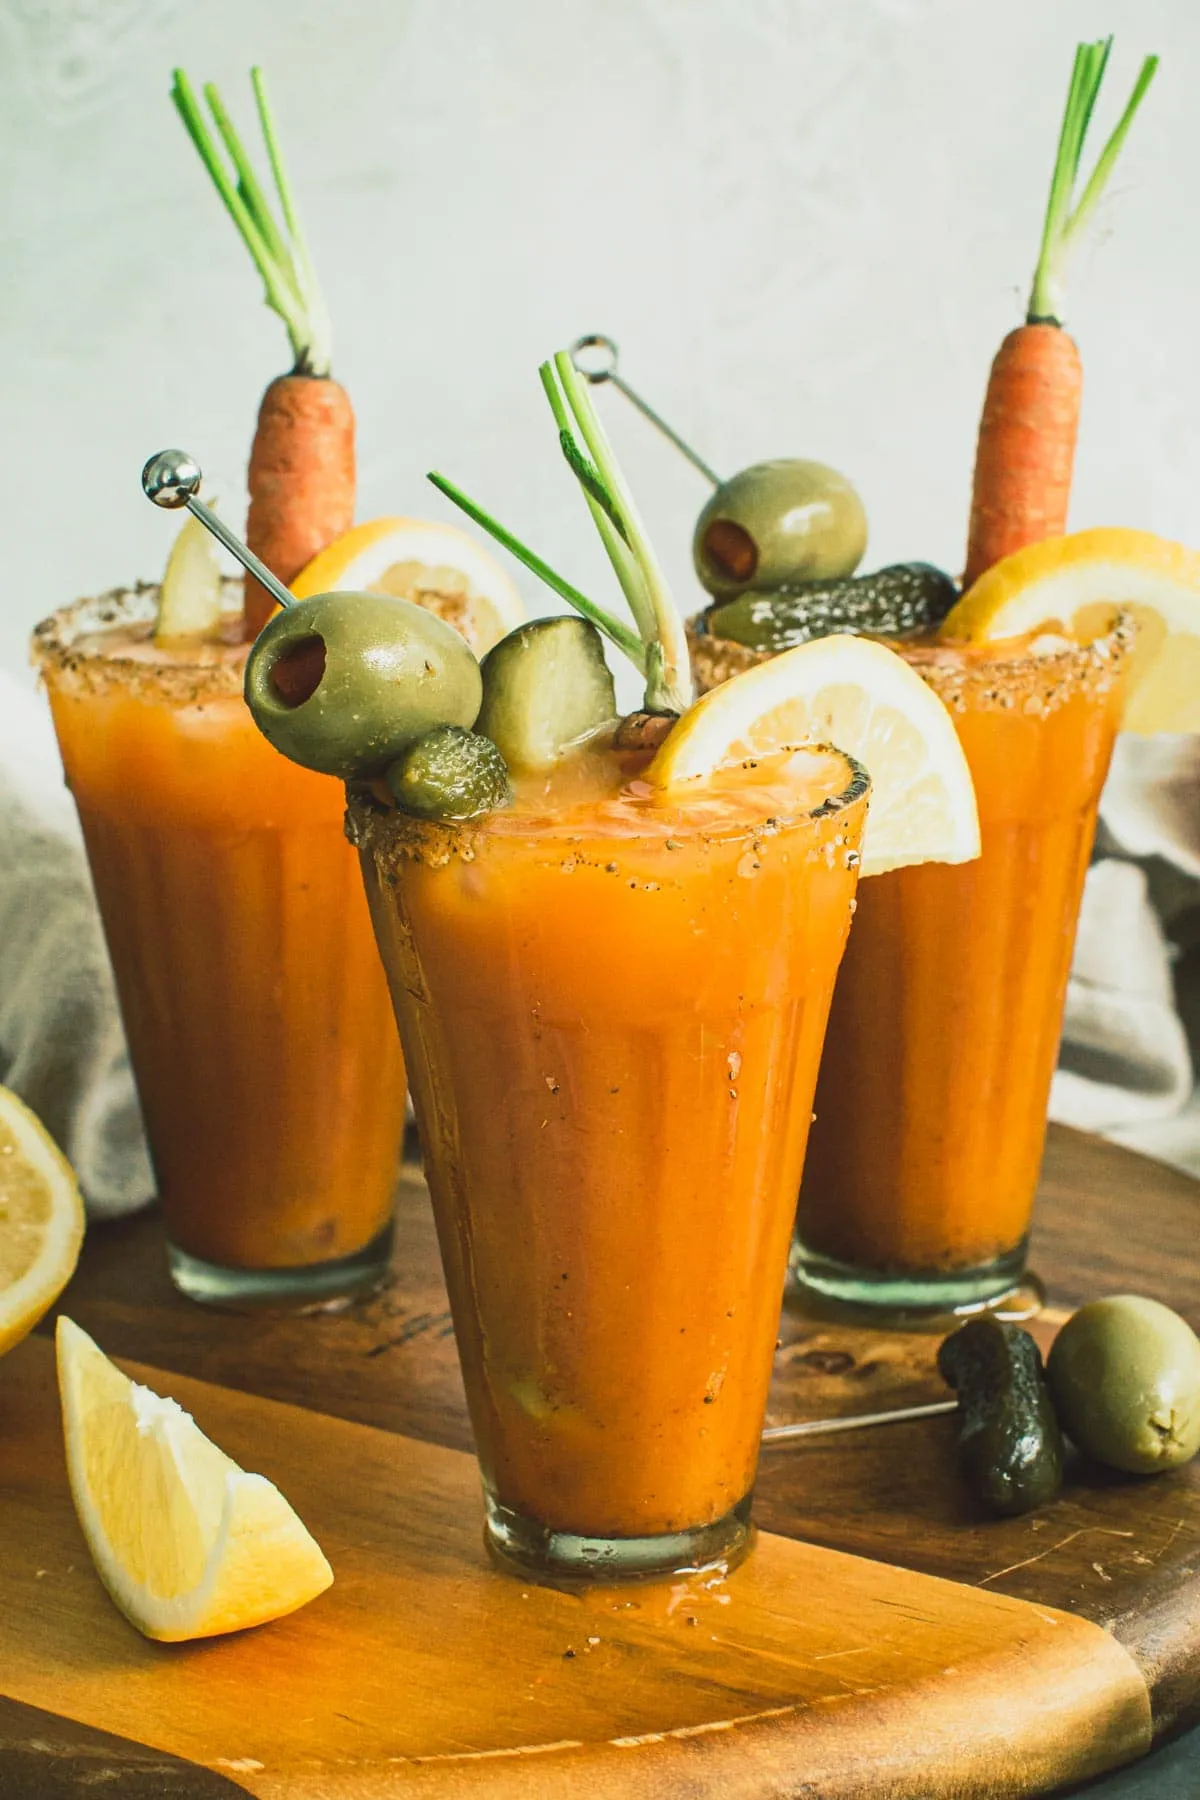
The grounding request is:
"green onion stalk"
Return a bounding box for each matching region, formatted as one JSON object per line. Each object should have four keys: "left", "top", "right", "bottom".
{"left": 429, "top": 350, "right": 694, "bottom": 716}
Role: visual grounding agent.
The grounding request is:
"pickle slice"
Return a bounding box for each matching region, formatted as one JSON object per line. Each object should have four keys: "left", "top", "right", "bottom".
{"left": 476, "top": 617, "right": 618, "bottom": 770}
{"left": 705, "top": 562, "right": 958, "bottom": 654}
{"left": 386, "top": 726, "right": 512, "bottom": 821}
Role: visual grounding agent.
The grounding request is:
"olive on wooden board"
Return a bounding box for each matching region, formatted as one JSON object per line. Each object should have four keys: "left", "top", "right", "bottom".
{"left": 1047, "top": 1296, "right": 1200, "bottom": 1475}
{"left": 244, "top": 590, "right": 483, "bottom": 779}
{"left": 937, "top": 1318, "right": 1064, "bottom": 1517}
{"left": 703, "top": 562, "right": 959, "bottom": 653}
{"left": 477, "top": 616, "right": 617, "bottom": 771}
{"left": 386, "top": 725, "right": 512, "bottom": 821}
{"left": 693, "top": 460, "right": 868, "bottom": 602}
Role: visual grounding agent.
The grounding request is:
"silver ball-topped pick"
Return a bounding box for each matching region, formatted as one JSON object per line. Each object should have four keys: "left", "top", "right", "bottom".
{"left": 139, "top": 448, "right": 293, "bottom": 612}
{"left": 142, "top": 449, "right": 203, "bottom": 509}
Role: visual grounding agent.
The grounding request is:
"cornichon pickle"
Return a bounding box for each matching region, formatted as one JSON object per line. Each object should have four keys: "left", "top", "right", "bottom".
{"left": 477, "top": 616, "right": 617, "bottom": 771}
{"left": 937, "top": 1318, "right": 1064, "bottom": 1517}
{"left": 704, "top": 563, "right": 959, "bottom": 654}
{"left": 386, "top": 726, "right": 512, "bottom": 821}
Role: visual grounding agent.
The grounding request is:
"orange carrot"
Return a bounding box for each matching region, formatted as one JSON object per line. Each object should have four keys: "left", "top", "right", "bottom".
{"left": 244, "top": 374, "right": 356, "bottom": 634}
{"left": 172, "top": 69, "right": 354, "bottom": 638}
{"left": 963, "top": 323, "right": 1082, "bottom": 588}
{"left": 963, "top": 39, "right": 1157, "bottom": 590}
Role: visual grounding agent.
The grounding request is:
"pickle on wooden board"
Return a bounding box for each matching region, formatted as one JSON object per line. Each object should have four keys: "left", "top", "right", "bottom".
{"left": 386, "top": 726, "right": 512, "bottom": 821}
{"left": 704, "top": 563, "right": 959, "bottom": 654}
{"left": 938, "top": 1318, "right": 1064, "bottom": 1517}
{"left": 476, "top": 617, "right": 617, "bottom": 771}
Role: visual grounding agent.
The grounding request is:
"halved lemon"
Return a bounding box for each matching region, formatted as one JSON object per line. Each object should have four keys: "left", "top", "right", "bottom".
{"left": 0, "top": 1085, "right": 84, "bottom": 1357}
{"left": 941, "top": 528, "right": 1200, "bottom": 734}
{"left": 650, "top": 634, "right": 979, "bottom": 876}
{"left": 291, "top": 518, "right": 525, "bottom": 656}
{"left": 57, "top": 1317, "right": 332, "bottom": 1642}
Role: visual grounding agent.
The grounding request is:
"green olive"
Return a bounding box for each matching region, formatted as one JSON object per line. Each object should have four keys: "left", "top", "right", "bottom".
{"left": 693, "top": 460, "right": 868, "bottom": 601}
{"left": 244, "top": 591, "right": 482, "bottom": 778}
{"left": 386, "top": 726, "right": 512, "bottom": 820}
{"left": 1047, "top": 1295, "right": 1200, "bottom": 1475}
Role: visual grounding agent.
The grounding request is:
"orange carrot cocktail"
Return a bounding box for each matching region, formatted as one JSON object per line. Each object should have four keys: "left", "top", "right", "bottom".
{"left": 34, "top": 587, "right": 406, "bottom": 1302}
{"left": 30, "top": 73, "right": 418, "bottom": 1301}
{"left": 691, "top": 40, "right": 1157, "bottom": 1315}
{"left": 238, "top": 345, "right": 974, "bottom": 1576}
{"left": 794, "top": 628, "right": 1127, "bottom": 1310}
{"left": 352, "top": 740, "right": 866, "bottom": 1573}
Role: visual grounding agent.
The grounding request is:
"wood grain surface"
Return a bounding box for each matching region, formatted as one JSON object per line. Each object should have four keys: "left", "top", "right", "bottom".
{"left": 0, "top": 1334, "right": 1152, "bottom": 1800}
{"left": 3, "top": 1123, "right": 1198, "bottom": 1797}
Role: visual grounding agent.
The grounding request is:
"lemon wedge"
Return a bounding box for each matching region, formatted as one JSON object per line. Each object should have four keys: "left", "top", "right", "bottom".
{"left": 57, "top": 1317, "right": 332, "bottom": 1641}
{"left": 0, "top": 1085, "right": 84, "bottom": 1357}
{"left": 291, "top": 517, "right": 525, "bottom": 655}
{"left": 650, "top": 634, "right": 979, "bottom": 876}
{"left": 941, "top": 528, "right": 1200, "bottom": 734}
{"left": 156, "top": 507, "right": 225, "bottom": 642}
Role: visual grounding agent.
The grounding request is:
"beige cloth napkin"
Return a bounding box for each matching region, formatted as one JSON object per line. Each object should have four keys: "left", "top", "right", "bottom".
{"left": 1050, "top": 735, "right": 1200, "bottom": 1175}
{"left": 0, "top": 672, "right": 153, "bottom": 1217}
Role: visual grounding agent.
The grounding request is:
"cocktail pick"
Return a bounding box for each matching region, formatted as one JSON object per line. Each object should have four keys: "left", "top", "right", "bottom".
{"left": 761, "top": 1399, "right": 957, "bottom": 1444}
{"left": 569, "top": 335, "right": 722, "bottom": 487}
{"left": 141, "top": 450, "right": 294, "bottom": 611}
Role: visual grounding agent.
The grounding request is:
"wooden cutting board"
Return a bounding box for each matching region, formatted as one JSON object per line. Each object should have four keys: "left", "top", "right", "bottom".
{"left": 2, "top": 1126, "right": 1198, "bottom": 1798}
{"left": 0, "top": 1332, "right": 1157, "bottom": 1800}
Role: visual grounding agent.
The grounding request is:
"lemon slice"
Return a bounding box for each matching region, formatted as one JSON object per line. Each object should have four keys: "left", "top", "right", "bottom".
{"left": 0, "top": 1085, "right": 84, "bottom": 1357}
{"left": 156, "top": 508, "right": 225, "bottom": 642}
{"left": 57, "top": 1317, "right": 332, "bottom": 1642}
{"left": 941, "top": 528, "right": 1200, "bottom": 734}
{"left": 291, "top": 517, "right": 525, "bottom": 655}
{"left": 650, "top": 634, "right": 979, "bottom": 876}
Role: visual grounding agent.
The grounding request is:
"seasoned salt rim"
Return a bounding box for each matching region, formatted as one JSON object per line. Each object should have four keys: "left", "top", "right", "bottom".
{"left": 904, "top": 615, "right": 1133, "bottom": 715}
{"left": 689, "top": 613, "right": 1134, "bottom": 715}
{"left": 346, "top": 742, "right": 871, "bottom": 872}
{"left": 32, "top": 582, "right": 249, "bottom": 704}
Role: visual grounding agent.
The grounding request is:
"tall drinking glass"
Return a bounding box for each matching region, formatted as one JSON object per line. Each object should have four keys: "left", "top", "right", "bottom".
{"left": 792, "top": 628, "right": 1128, "bottom": 1312}
{"left": 350, "top": 740, "right": 867, "bottom": 1580}
{"left": 34, "top": 586, "right": 406, "bottom": 1303}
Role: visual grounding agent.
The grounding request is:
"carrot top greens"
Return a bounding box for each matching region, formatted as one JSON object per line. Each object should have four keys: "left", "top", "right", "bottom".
{"left": 1028, "top": 38, "right": 1158, "bottom": 326}
{"left": 429, "top": 349, "right": 694, "bottom": 716}
{"left": 171, "top": 68, "right": 333, "bottom": 379}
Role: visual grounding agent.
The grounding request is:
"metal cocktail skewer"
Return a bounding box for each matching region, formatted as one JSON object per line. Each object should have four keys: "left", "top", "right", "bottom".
{"left": 761, "top": 1399, "right": 958, "bottom": 1444}
{"left": 141, "top": 449, "right": 294, "bottom": 610}
{"left": 569, "top": 335, "right": 723, "bottom": 488}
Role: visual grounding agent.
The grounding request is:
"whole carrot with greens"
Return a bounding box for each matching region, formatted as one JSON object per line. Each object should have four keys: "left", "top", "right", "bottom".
{"left": 172, "top": 68, "right": 354, "bottom": 638}
{"left": 962, "top": 38, "right": 1157, "bottom": 590}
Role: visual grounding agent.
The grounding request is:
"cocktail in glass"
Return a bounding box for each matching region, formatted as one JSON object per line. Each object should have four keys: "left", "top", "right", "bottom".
{"left": 350, "top": 740, "right": 867, "bottom": 1577}
{"left": 790, "top": 628, "right": 1129, "bottom": 1312}
{"left": 34, "top": 585, "right": 406, "bottom": 1303}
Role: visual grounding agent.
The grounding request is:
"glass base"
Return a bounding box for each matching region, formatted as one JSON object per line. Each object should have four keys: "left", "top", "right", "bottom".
{"left": 166, "top": 1218, "right": 394, "bottom": 1309}
{"left": 483, "top": 1490, "right": 755, "bottom": 1585}
{"left": 788, "top": 1235, "right": 1041, "bottom": 1326}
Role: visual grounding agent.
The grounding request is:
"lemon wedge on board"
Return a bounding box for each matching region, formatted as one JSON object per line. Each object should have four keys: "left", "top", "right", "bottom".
{"left": 57, "top": 1317, "right": 332, "bottom": 1642}
{"left": 0, "top": 1085, "right": 84, "bottom": 1357}
{"left": 649, "top": 633, "right": 980, "bottom": 877}
{"left": 941, "top": 528, "right": 1200, "bottom": 735}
